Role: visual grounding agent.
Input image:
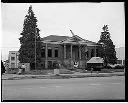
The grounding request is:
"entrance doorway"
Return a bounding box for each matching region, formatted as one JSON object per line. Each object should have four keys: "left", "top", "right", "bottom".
{"left": 72, "top": 45, "right": 79, "bottom": 61}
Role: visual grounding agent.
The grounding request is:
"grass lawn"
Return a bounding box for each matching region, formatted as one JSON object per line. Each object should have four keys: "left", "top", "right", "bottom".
{"left": 6, "top": 68, "right": 124, "bottom": 75}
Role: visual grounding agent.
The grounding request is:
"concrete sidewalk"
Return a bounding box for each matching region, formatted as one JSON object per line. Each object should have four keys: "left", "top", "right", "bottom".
{"left": 2, "top": 72, "right": 125, "bottom": 80}
{"left": 2, "top": 74, "right": 51, "bottom": 80}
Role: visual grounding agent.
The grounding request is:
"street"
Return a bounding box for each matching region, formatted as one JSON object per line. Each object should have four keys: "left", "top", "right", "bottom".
{"left": 2, "top": 76, "right": 125, "bottom": 100}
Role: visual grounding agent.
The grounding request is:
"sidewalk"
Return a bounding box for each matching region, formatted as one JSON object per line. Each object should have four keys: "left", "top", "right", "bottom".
{"left": 2, "top": 72, "right": 125, "bottom": 80}
{"left": 2, "top": 74, "right": 51, "bottom": 80}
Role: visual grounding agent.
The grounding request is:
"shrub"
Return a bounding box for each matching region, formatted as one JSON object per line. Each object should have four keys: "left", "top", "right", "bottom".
{"left": 100, "top": 69, "right": 112, "bottom": 73}
{"left": 114, "top": 65, "right": 124, "bottom": 69}
{"left": 7, "top": 68, "right": 18, "bottom": 74}
{"left": 25, "top": 69, "right": 54, "bottom": 75}
{"left": 104, "top": 65, "right": 113, "bottom": 69}
{"left": 59, "top": 69, "right": 74, "bottom": 74}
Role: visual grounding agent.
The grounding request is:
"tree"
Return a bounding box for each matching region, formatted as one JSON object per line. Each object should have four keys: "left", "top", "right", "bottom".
{"left": 19, "top": 5, "right": 42, "bottom": 70}
{"left": 1, "top": 60, "right": 6, "bottom": 75}
{"left": 98, "top": 25, "right": 117, "bottom": 65}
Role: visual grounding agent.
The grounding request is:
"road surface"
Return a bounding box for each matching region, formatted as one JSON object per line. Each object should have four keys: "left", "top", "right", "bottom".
{"left": 2, "top": 76, "right": 125, "bottom": 100}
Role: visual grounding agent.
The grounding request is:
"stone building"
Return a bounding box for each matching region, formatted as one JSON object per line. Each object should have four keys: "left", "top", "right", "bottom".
{"left": 40, "top": 33, "right": 100, "bottom": 69}
{"left": 8, "top": 51, "right": 19, "bottom": 68}
{"left": 8, "top": 32, "right": 101, "bottom": 70}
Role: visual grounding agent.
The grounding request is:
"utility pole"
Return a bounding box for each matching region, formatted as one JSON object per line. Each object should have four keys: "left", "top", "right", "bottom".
{"left": 35, "top": 28, "right": 37, "bottom": 70}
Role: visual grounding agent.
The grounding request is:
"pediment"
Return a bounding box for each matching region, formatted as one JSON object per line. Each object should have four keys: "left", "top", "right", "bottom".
{"left": 61, "top": 35, "right": 84, "bottom": 43}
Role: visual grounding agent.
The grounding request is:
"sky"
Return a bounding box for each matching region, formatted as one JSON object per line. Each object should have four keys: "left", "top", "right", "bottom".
{"left": 1, "top": 2, "right": 125, "bottom": 61}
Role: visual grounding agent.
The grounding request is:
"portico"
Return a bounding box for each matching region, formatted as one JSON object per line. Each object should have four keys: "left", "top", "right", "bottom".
{"left": 60, "top": 35, "right": 95, "bottom": 69}
{"left": 63, "top": 43, "right": 83, "bottom": 61}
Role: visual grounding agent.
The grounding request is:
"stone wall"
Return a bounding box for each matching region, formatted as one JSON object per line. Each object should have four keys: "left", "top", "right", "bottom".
{"left": 19, "top": 63, "right": 30, "bottom": 71}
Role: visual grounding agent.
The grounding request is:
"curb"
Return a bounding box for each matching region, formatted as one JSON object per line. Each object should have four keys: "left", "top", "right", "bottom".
{"left": 2, "top": 73, "right": 125, "bottom": 80}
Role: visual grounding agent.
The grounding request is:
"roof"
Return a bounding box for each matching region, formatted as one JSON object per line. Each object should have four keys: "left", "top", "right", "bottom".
{"left": 73, "top": 35, "right": 97, "bottom": 44}
{"left": 83, "top": 40, "right": 98, "bottom": 45}
{"left": 9, "top": 51, "right": 19, "bottom": 54}
{"left": 87, "top": 57, "right": 104, "bottom": 64}
{"left": 41, "top": 35, "right": 98, "bottom": 46}
{"left": 60, "top": 35, "right": 97, "bottom": 45}
{"left": 41, "top": 35, "right": 69, "bottom": 42}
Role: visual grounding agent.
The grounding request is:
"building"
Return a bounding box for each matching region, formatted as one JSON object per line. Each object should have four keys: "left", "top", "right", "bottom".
{"left": 117, "top": 59, "right": 125, "bottom": 65}
{"left": 87, "top": 57, "right": 104, "bottom": 71}
{"left": 8, "top": 32, "right": 101, "bottom": 70}
{"left": 40, "top": 33, "right": 100, "bottom": 69}
{"left": 8, "top": 51, "right": 19, "bottom": 68}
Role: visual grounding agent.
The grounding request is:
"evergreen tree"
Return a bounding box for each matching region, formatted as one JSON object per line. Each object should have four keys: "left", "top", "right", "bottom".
{"left": 19, "top": 5, "right": 42, "bottom": 69}
{"left": 98, "top": 25, "right": 117, "bottom": 65}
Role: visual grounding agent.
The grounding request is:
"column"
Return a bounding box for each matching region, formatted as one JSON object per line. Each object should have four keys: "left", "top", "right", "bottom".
{"left": 79, "top": 44, "right": 81, "bottom": 60}
{"left": 64, "top": 44, "right": 66, "bottom": 59}
{"left": 78, "top": 44, "right": 81, "bottom": 68}
{"left": 122, "top": 60, "right": 123, "bottom": 65}
{"left": 85, "top": 45, "right": 88, "bottom": 59}
{"left": 45, "top": 43, "right": 48, "bottom": 69}
{"left": 71, "top": 44, "right": 73, "bottom": 69}
{"left": 71, "top": 44, "right": 72, "bottom": 59}
{"left": 15, "top": 53, "right": 17, "bottom": 68}
{"left": 89, "top": 49, "right": 91, "bottom": 58}
{"left": 94, "top": 45, "right": 96, "bottom": 57}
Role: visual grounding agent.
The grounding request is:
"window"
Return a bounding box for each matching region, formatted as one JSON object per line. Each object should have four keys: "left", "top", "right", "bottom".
{"left": 48, "top": 48, "right": 52, "bottom": 57}
{"left": 11, "top": 57, "right": 15, "bottom": 61}
{"left": 41, "top": 47, "right": 45, "bottom": 58}
{"left": 48, "top": 61, "right": 52, "bottom": 68}
{"left": 86, "top": 51, "right": 89, "bottom": 58}
{"left": 11, "top": 63, "right": 15, "bottom": 68}
{"left": 41, "top": 61, "right": 45, "bottom": 68}
{"left": 55, "top": 47, "right": 58, "bottom": 57}
{"left": 91, "top": 49, "right": 94, "bottom": 57}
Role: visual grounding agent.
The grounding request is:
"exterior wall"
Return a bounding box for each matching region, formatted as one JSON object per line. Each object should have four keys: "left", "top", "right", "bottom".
{"left": 7, "top": 45, "right": 98, "bottom": 69}
{"left": 40, "top": 43, "right": 62, "bottom": 69}
{"left": 87, "top": 63, "right": 103, "bottom": 71}
{"left": 78, "top": 45, "right": 97, "bottom": 68}
{"left": 19, "top": 63, "right": 30, "bottom": 71}
{"left": 123, "top": 60, "right": 125, "bottom": 65}
{"left": 7, "top": 44, "right": 98, "bottom": 70}
{"left": 8, "top": 51, "right": 19, "bottom": 68}
{"left": 87, "top": 46, "right": 96, "bottom": 58}
{"left": 40, "top": 42, "right": 98, "bottom": 69}
{"left": 66, "top": 45, "right": 71, "bottom": 59}
{"left": 117, "top": 59, "right": 125, "bottom": 65}
{"left": 79, "top": 60, "right": 86, "bottom": 68}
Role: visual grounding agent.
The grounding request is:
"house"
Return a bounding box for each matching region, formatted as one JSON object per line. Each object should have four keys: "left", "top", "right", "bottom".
{"left": 40, "top": 31, "right": 101, "bottom": 69}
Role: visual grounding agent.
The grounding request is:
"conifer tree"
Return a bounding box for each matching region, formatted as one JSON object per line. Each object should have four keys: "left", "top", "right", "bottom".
{"left": 19, "top": 5, "right": 42, "bottom": 69}
{"left": 98, "top": 25, "right": 117, "bottom": 65}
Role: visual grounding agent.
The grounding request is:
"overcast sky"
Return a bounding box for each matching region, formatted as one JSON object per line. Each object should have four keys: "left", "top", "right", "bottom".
{"left": 1, "top": 2, "right": 125, "bottom": 60}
